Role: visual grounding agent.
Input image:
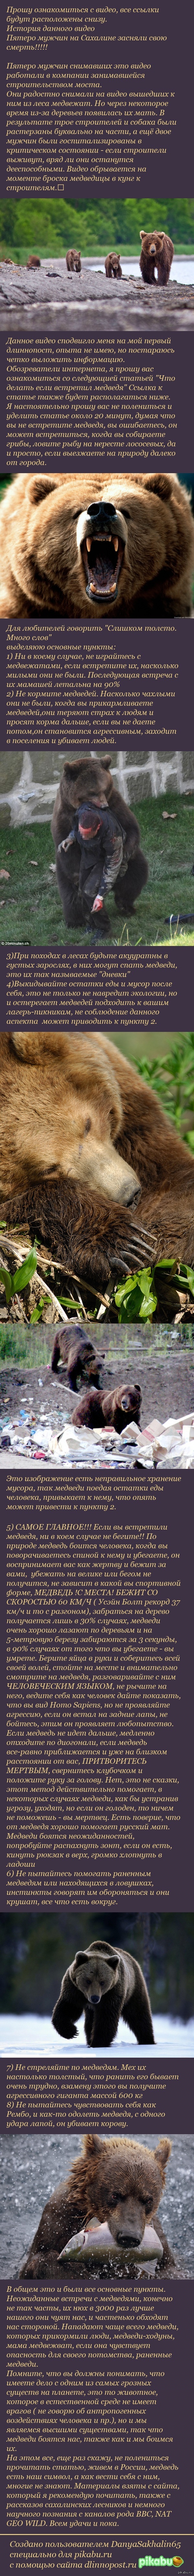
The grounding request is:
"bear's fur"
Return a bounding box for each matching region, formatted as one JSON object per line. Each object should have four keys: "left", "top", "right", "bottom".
{"left": 0, "top": 472, "right": 193, "bottom": 618}
{"left": 52, "top": 1938, "right": 153, "bottom": 2049}
{"left": 105, "top": 254, "right": 122, "bottom": 278}
{"left": 66, "top": 248, "right": 81, "bottom": 272}
{"left": 1, "top": 1030, "right": 194, "bottom": 1279}
{"left": 140, "top": 231, "right": 174, "bottom": 286}
{"left": 72, "top": 1382, "right": 142, "bottom": 1432}
{"left": 51, "top": 1323, "right": 101, "bottom": 1385}
{"left": 20, "top": 2132, "right": 173, "bottom": 2278}
{"left": 51, "top": 753, "right": 148, "bottom": 926}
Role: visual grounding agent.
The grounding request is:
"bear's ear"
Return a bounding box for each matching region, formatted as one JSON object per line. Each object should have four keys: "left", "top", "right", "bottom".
{"left": 74, "top": 1950, "right": 86, "bottom": 1969}
{"left": 140, "top": 231, "right": 144, "bottom": 240}
{"left": 29, "top": 477, "right": 59, "bottom": 504}
{"left": 155, "top": 2137, "right": 171, "bottom": 2173}
{"left": 84, "top": 2134, "right": 101, "bottom": 2160}
{"left": 144, "top": 474, "right": 173, "bottom": 501}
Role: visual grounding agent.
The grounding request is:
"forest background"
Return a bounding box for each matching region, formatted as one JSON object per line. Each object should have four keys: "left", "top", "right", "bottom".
{"left": 0, "top": 197, "right": 193, "bottom": 262}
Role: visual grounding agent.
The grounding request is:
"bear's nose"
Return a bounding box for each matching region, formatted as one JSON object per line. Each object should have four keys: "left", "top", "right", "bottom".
{"left": 87, "top": 502, "right": 117, "bottom": 533}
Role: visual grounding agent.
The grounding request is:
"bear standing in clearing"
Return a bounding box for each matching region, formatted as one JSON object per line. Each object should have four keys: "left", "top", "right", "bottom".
{"left": 52, "top": 1937, "right": 154, "bottom": 2049}
{"left": 140, "top": 231, "right": 174, "bottom": 285}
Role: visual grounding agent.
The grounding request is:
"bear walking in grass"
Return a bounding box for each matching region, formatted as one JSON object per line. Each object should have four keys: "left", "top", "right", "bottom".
{"left": 140, "top": 231, "right": 174, "bottom": 285}
{"left": 52, "top": 1938, "right": 154, "bottom": 2049}
{"left": 19, "top": 2132, "right": 174, "bottom": 2279}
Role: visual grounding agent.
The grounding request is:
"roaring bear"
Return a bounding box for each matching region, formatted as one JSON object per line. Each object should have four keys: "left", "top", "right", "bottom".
{"left": 105, "top": 254, "right": 122, "bottom": 278}
{"left": 51, "top": 753, "right": 148, "bottom": 930}
{"left": 52, "top": 1938, "right": 154, "bottom": 2048}
{"left": 0, "top": 473, "right": 193, "bottom": 618}
{"left": 1, "top": 1030, "right": 194, "bottom": 1277}
{"left": 66, "top": 248, "right": 81, "bottom": 272}
{"left": 140, "top": 230, "right": 174, "bottom": 286}
{"left": 20, "top": 2132, "right": 173, "bottom": 2278}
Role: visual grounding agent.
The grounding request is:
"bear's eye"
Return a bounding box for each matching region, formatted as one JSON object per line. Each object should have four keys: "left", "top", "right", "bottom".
{"left": 84, "top": 1119, "right": 91, "bottom": 1136}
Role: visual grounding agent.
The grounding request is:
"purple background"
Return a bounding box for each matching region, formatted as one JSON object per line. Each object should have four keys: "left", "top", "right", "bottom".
{"left": 0, "top": 622, "right": 194, "bottom": 750}
{"left": 0, "top": 339, "right": 194, "bottom": 473}
{"left": 3, "top": 942, "right": 194, "bottom": 1029}
{"left": 1, "top": 0, "right": 194, "bottom": 194}
{"left": 1, "top": 2059, "right": 194, "bottom": 2133}
{"left": 1, "top": 1473, "right": 194, "bottom": 1912}
{"left": 0, "top": 2280, "right": 193, "bottom": 2535}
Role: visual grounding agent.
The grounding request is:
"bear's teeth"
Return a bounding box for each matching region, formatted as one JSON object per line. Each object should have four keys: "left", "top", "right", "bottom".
{"left": 86, "top": 538, "right": 92, "bottom": 552}
{"left": 113, "top": 537, "right": 119, "bottom": 551}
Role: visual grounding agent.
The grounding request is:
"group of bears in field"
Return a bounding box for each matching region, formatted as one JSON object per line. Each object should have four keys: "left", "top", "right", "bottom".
{"left": 1, "top": 1029, "right": 194, "bottom": 1275}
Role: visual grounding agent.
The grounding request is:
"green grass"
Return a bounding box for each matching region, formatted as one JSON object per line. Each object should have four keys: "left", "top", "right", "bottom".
{"left": 0, "top": 196, "right": 194, "bottom": 262}
{"left": 1, "top": 797, "right": 194, "bottom": 946}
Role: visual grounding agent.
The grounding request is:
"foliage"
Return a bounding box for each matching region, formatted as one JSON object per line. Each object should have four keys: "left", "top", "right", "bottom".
{"left": 0, "top": 196, "right": 194, "bottom": 262}
{"left": 0, "top": 1243, "right": 38, "bottom": 1304}
{"left": 0, "top": 798, "right": 194, "bottom": 948}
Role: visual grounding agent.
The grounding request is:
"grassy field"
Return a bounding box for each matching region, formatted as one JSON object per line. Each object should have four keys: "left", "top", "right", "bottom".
{"left": 1, "top": 795, "right": 194, "bottom": 946}
{"left": 0, "top": 197, "right": 194, "bottom": 262}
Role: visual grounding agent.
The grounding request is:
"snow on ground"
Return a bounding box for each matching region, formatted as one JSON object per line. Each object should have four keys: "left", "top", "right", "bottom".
{"left": 1, "top": 2012, "right": 194, "bottom": 2057}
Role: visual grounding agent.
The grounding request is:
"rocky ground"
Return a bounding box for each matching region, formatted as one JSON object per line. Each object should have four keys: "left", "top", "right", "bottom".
{"left": 1, "top": 262, "right": 194, "bottom": 330}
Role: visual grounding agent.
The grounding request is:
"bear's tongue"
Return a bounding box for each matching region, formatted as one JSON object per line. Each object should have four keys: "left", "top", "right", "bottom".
{"left": 90, "top": 541, "right": 117, "bottom": 596}
{"left": 83, "top": 535, "right": 119, "bottom": 597}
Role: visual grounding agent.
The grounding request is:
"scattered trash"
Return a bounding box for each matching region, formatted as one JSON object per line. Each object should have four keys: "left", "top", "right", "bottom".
{"left": 1, "top": 1409, "right": 194, "bottom": 1466}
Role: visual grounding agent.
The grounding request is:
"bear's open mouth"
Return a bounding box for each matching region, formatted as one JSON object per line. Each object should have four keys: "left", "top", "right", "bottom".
{"left": 81, "top": 504, "right": 125, "bottom": 600}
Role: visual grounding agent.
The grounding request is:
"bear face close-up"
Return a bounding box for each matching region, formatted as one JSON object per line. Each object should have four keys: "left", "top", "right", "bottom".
{"left": 140, "top": 230, "right": 174, "bottom": 286}
{"left": 19, "top": 2132, "right": 172, "bottom": 2278}
{"left": 0, "top": 1030, "right": 194, "bottom": 1278}
{"left": 0, "top": 472, "right": 193, "bottom": 618}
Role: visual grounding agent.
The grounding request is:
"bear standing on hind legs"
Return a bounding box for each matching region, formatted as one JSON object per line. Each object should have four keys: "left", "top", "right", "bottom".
{"left": 52, "top": 1938, "right": 155, "bottom": 2049}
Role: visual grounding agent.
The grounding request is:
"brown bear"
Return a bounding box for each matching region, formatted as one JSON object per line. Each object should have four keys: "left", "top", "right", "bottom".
{"left": 0, "top": 473, "right": 193, "bottom": 618}
{"left": 19, "top": 2132, "right": 173, "bottom": 2279}
{"left": 51, "top": 1323, "right": 101, "bottom": 1385}
{"left": 52, "top": 1937, "right": 153, "bottom": 2049}
{"left": 105, "top": 254, "right": 122, "bottom": 279}
{"left": 72, "top": 1382, "right": 142, "bottom": 1433}
{"left": 140, "top": 231, "right": 174, "bottom": 286}
{"left": 26, "top": 254, "right": 41, "bottom": 270}
{"left": 1, "top": 1030, "right": 194, "bottom": 1277}
{"left": 66, "top": 248, "right": 81, "bottom": 272}
{"left": 51, "top": 752, "right": 148, "bottom": 928}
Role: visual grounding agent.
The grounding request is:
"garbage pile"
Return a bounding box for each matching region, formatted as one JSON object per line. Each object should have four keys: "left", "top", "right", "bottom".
{"left": 1, "top": 1409, "right": 194, "bottom": 1466}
